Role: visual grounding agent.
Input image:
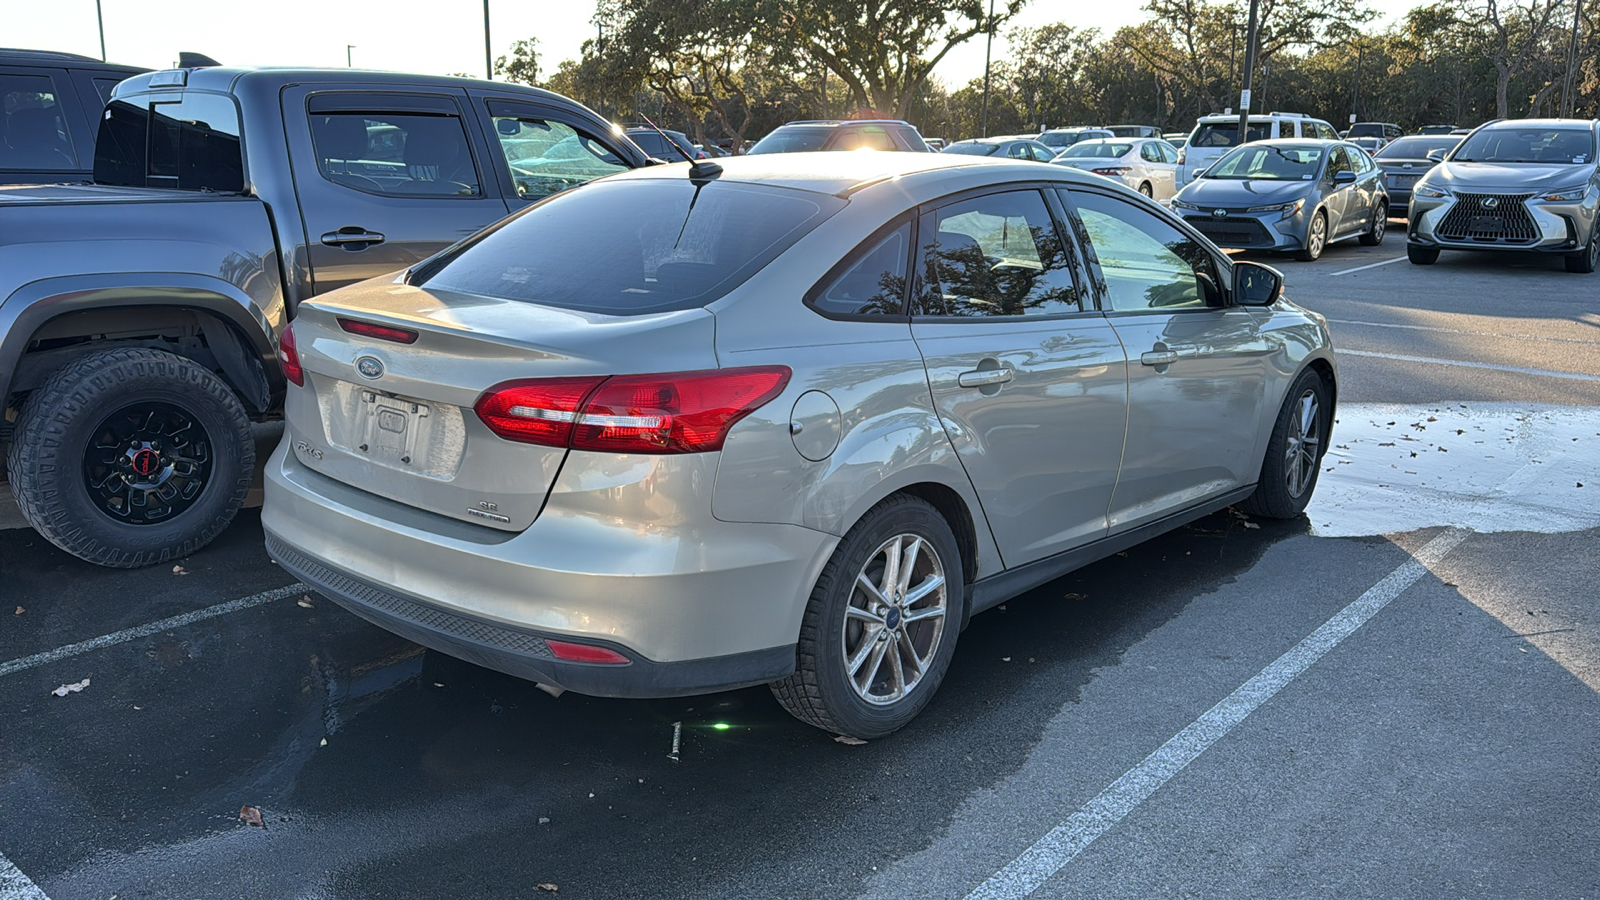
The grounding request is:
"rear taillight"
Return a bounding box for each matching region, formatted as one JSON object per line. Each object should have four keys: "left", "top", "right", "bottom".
{"left": 473, "top": 376, "right": 607, "bottom": 447}
{"left": 475, "top": 367, "right": 790, "bottom": 454}
{"left": 278, "top": 322, "right": 304, "bottom": 387}
{"left": 338, "top": 317, "right": 419, "bottom": 344}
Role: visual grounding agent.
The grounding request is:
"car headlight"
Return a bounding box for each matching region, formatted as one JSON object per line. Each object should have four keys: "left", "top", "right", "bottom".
{"left": 1171, "top": 198, "right": 1199, "bottom": 209}
{"left": 1248, "top": 199, "right": 1304, "bottom": 220}
{"left": 1539, "top": 184, "right": 1589, "bottom": 202}
{"left": 1414, "top": 184, "right": 1451, "bottom": 199}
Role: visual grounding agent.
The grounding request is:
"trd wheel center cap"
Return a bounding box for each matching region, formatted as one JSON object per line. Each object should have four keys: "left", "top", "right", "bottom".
{"left": 121, "top": 442, "right": 171, "bottom": 488}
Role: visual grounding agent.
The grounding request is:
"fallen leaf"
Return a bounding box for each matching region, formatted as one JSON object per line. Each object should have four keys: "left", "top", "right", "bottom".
{"left": 1001, "top": 656, "right": 1012, "bottom": 662}
{"left": 239, "top": 806, "right": 264, "bottom": 827}
{"left": 833, "top": 735, "right": 868, "bottom": 745}
{"left": 51, "top": 678, "right": 90, "bottom": 697}
{"left": 538, "top": 816, "right": 551, "bottom": 824}
{"left": 1062, "top": 592, "right": 1086, "bottom": 601}
{"left": 536, "top": 884, "right": 559, "bottom": 893}
{"left": 537, "top": 683, "right": 565, "bottom": 698}
{"left": 297, "top": 595, "right": 314, "bottom": 609}
{"left": 1426, "top": 416, "right": 1437, "bottom": 422}
{"left": 1378, "top": 442, "right": 1395, "bottom": 447}
{"left": 13, "top": 606, "right": 23, "bottom": 616}
{"left": 1242, "top": 522, "right": 1260, "bottom": 530}
{"left": 320, "top": 737, "right": 328, "bottom": 746}
{"left": 171, "top": 565, "right": 188, "bottom": 575}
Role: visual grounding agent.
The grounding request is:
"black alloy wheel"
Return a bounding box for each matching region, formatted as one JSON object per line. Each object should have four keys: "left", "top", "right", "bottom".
{"left": 82, "top": 401, "right": 215, "bottom": 524}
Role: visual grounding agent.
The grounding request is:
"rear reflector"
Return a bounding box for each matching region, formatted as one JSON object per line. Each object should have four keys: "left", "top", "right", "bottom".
{"left": 337, "top": 317, "right": 419, "bottom": 344}
{"left": 475, "top": 367, "right": 790, "bottom": 454}
{"left": 546, "top": 639, "right": 631, "bottom": 665}
{"left": 278, "top": 322, "right": 304, "bottom": 387}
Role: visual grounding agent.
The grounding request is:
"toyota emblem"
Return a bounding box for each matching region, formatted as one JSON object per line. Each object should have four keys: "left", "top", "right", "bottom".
{"left": 356, "top": 356, "right": 384, "bottom": 379}
{"left": 1213, "top": 209, "right": 1228, "bottom": 218}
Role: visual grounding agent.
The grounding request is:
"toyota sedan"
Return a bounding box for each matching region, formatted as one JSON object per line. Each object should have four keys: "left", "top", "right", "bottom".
{"left": 263, "top": 152, "right": 1336, "bottom": 739}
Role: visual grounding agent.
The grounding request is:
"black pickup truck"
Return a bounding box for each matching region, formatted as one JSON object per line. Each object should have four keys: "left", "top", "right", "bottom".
{"left": 0, "top": 65, "right": 651, "bottom": 566}
{"left": 1, "top": 47, "right": 147, "bottom": 185}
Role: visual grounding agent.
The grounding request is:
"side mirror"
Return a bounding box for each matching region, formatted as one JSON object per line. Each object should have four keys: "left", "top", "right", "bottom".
{"left": 496, "top": 119, "right": 522, "bottom": 136}
{"left": 1192, "top": 168, "right": 1208, "bottom": 179}
{"left": 1333, "top": 170, "right": 1357, "bottom": 185}
{"left": 1425, "top": 149, "right": 1446, "bottom": 163}
{"left": 1233, "top": 261, "right": 1283, "bottom": 306}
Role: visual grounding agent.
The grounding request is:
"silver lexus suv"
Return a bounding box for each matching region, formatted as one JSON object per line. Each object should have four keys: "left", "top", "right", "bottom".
{"left": 1408, "top": 118, "right": 1600, "bottom": 273}
{"left": 263, "top": 152, "right": 1336, "bottom": 738}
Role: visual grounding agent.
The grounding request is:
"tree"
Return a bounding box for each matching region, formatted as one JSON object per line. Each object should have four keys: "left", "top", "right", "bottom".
{"left": 774, "top": 0, "right": 1027, "bottom": 118}
{"left": 495, "top": 38, "right": 541, "bottom": 86}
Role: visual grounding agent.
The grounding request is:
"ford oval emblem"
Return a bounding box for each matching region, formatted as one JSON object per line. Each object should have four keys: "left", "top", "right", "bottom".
{"left": 355, "top": 356, "right": 384, "bottom": 379}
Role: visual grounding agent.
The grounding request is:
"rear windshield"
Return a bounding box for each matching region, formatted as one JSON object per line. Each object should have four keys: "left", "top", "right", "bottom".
{"left": 943, "top": 142, "right": 1001, "bottom": 156}
{"left": 1059, "top": 141, "right": 1133, "bottom": 159}
{"left": 747, "top": 128, "right": 831, "bottom": 154}
{"left": 416, "top": 178, "right": 845, "bottom": 315}
{"left": 1038, "top": 131, "right": 1105, "bottom": 148}
{"left": 1377, "top": 136, "right": 1461, "bottom": 159}
{"left": 94, "top": 92, "right": 244, "bottom": 191}
{"left": 1189, "top": 122, "right": 1272, "bottom": 148}
{"left": 1346, "top": 123, "right": 1386, "bottom": 137}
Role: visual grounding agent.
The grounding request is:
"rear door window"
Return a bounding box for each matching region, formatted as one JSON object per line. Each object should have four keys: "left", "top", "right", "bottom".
{"left": 310, "top": 107, "right": 481, "bottom": 197}
{"left": 1190, "top": 122, "right": 1271, "bottom": 147}
{"left": 914, "top": 190, "right": 1082, "bottom": 317}
{"left": 1, "top": 70, "right": 79, "bottom": 170}
{"left": 416, "top": 179, "right": 845, "bottom": 315}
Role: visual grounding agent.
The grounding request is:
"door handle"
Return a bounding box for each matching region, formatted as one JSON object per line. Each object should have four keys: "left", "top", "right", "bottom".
{"left": 957, "top": 368, "right": 1014, "bottom": 388}
{"left": 320, "top": 227, "right": 386, "bottom": 248}
{"left": 1141, "top": 350, "right": 1179, "bottom": 367}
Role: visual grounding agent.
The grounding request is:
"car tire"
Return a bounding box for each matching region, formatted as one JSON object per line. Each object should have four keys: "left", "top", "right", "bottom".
{"left": 770, "top": 494, "right": 963, "bottom": 739}
{"left": 7, "top": 347, "right": 254, "bottom": 568}
{"left": 1295, "top": 210, "right": 1327, "bottom": 261}
{"left": 1238, "top": 368, "right": 1331, "bottom": 520}
{"left": 1358, "top": 202, "right": 1387, "bottom": 245}
{"left": 1407, "top": 243, "right": 1440, "bottom": 265}
{"left": 1139, "top": 182, "right": 1153, "bottom": 198}
{"left": 1565, "top": 231, "right": 1599, "bottom": 274}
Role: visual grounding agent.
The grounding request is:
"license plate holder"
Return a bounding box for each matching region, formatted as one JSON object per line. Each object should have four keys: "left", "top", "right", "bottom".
{"left": 1468, "top": 215, "right": 1504, "bottom": 233}
{"left": 361, "top": 392, "right": 430, "bottom": 466}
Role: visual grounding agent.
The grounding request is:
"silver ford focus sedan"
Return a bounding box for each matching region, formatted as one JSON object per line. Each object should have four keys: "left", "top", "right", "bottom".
{"left": 263, "top": 152, "right": 1337, "bottom": 738}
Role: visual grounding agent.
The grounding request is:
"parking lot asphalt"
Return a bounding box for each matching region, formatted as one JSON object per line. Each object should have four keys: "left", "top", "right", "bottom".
{"left": 3, "top": 228, "right": 1598, "bottom": 899}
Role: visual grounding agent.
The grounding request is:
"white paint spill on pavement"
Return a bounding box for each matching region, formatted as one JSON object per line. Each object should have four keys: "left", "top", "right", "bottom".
{"left": 963, "top": 527, "right": 1471, "bottom": 900}
{"left": 1308, "top": 403, "right": 1600, "bottom": 537}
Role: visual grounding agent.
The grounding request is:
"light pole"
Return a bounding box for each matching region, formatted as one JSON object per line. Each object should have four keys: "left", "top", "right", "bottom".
{"left": 484, "top": 0, "right": 493, "bottom": 80}
{"left": 95, "top": 0, "right": 106, "bottom": 61}
{"left": 1234, "top": 0, "right": 1260, "bottom": 145}
{"left": 980, "top": 0, "right": 996, "bottom": 137}
{"left": 346, "top": 45, "right": 355, "bottom": 67}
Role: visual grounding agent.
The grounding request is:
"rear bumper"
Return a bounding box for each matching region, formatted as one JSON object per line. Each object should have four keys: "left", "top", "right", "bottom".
{"left": 266, "top": 532, "right": 796, "bottom": 697}
{"left": 262, "top": 441, "right": 836, "bottom": 697}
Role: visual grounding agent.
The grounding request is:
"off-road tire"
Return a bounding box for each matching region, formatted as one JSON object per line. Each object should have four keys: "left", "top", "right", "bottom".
{"left": 1239, "top": 368, "right": 1332, "bottom": 519}
{"left": 1407, "top": 243, "right": 1440, "bottom": 265}
{"left": 8, "top": 347, "right": 254, "bottom": 568}
{"left": 770, "top": 494, "right": 963, "bottom": 740}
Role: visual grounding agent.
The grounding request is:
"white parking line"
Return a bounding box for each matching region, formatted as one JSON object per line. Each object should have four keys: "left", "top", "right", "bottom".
{"left": 964, "top": 527, "right": 1470, "bottom": 900}
{"left": 0, "top": 584, "right": 306, "bottom": 679}
{"left": 1328, "top": 256, "right": 1407, "bottom": 276}
{"left": 1327, "top": 319, "right": 1598, "bottom": 346}
{"left": 1338, "top": 349, "right": 1600, "bottom": 382}
{"left": 0, "top": 852, "right": 49, "bottom": 900}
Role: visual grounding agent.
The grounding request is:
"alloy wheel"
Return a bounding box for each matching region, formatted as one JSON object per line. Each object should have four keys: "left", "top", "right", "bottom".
{"left": 1282, "top": 389, "right": 1321, "bottom": 498}
{"left": 1372, "top": 208, "right": 1386, "bottom": 240}
{"left": 840, "top": 533, "right": 948, "bottom": 705}
{"left": 82, "top": 401, "right": 214, "bottom": 524}
{"left": 1308, "top": 213, "right": 1327, "bottom": 258}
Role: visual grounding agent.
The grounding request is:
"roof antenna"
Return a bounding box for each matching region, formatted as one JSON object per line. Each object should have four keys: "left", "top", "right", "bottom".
{"left": 639, "top": 113, "right": 722, "bottom": 183}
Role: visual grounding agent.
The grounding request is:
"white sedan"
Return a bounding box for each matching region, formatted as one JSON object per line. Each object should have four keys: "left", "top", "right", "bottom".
{"left": 1050, "top": 138, "right": 1180, "bottom": 201}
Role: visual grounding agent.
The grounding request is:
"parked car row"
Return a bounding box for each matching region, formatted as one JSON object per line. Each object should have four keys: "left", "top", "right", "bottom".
{"left": 1, "top": 52, "right": 1339, "bottom": 738}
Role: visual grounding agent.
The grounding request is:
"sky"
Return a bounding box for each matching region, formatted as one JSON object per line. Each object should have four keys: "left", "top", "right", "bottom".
{"left": 8, "top": 0, "right": 1429, "bottom": 94}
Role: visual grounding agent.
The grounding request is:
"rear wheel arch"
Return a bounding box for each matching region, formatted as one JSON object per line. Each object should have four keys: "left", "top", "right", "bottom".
{"left": 896, "top": 482, "right": 979, "bottom": 597}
